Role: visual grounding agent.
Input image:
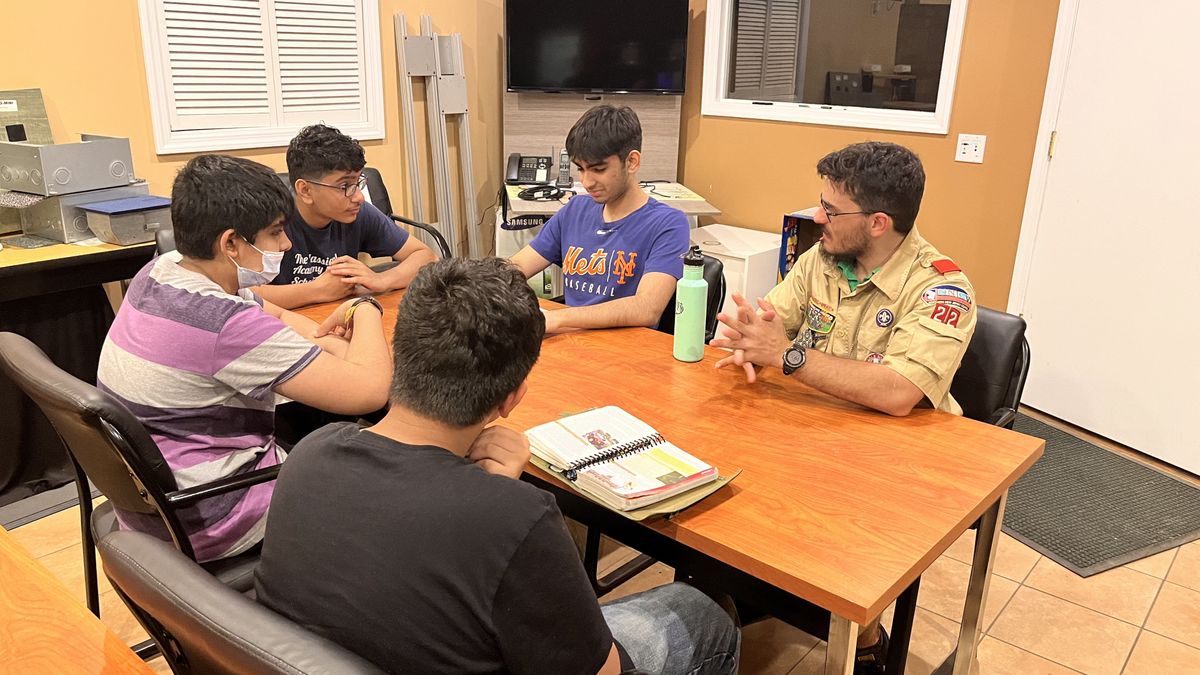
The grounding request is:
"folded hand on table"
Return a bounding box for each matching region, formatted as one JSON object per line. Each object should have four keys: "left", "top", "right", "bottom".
{"left": 328, "top": 255, "right": 389, "bottom": 293}
{"left": 467, "top": 426, "right": 531, "bottom": 480}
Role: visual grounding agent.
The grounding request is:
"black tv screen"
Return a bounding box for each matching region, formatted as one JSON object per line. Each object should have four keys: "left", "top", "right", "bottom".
{"left": 505, "top": 0, "right": 689, "bottom": 94}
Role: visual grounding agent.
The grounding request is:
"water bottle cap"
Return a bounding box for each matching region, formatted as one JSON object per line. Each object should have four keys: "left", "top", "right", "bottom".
{"left": 683, "top": 245, "right": 704, "bottom": 266}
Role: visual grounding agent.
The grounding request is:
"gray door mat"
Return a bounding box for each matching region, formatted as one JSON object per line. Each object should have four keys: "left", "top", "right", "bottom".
{"left": 1002, "top": 413, "right": 1200, "bottom": 577}
{"left": 0, "top": 481, "right": 99, "bottom": 530}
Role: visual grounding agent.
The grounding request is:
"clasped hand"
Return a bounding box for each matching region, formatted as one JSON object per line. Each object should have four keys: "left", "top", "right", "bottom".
{"left": 709, "top": 293, "right": 792, "bottom": 383}
{"left": 327, "top": 255, "right": 389, "bottom": 292}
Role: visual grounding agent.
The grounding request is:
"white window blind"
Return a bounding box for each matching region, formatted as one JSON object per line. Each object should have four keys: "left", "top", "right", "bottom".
{"left": 139, "top": 0, "right": 383, "bottom": 154}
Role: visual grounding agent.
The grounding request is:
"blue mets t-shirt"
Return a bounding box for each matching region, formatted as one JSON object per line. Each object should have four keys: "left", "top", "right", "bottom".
{"left": 529, "top": 196, "right": 689, "bottom": 307}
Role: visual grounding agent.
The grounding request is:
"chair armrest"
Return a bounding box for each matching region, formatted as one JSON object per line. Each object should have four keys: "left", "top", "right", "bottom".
{"left": 389, "top": 214, "right": 452, "bottom": 259}
{"left": 165, "top": 465, "right": 281, "bottom": 508}
{"left": 988, "top": 407, "right": 1017, "bottom": 429}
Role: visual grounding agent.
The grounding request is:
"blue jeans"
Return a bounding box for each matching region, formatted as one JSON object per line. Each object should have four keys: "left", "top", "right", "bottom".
{"left": 601, "top": 583, "right": 740, "bottom": 675}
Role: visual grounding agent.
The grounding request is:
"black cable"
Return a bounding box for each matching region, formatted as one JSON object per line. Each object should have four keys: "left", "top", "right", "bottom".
{"left": 476, "top": 186, "right": 502, "bottom": 231}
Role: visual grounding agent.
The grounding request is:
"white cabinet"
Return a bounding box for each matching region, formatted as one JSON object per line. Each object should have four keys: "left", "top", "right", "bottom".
{"left": 693, "top": 224, "right": 782, "bottom": 318}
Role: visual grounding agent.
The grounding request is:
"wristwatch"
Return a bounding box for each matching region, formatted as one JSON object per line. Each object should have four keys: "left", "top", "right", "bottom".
{"left": 344, "top": 296, "right": 384, "bottom": 325}
{"left": 781, "top": 330, "right": 813, "bottom": 376}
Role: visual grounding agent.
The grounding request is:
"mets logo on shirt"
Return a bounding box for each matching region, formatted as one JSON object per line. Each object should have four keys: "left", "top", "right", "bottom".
{"left": 922, "top": 285, "right": 972, "bottom": 327}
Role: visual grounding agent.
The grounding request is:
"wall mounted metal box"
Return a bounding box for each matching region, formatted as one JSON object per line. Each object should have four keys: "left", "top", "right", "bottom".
{"left": 0, "top": 134, "right": 137, "bottom": 196}
{"left": 81, "top": 196, "right": 171, "bottom": 246}
{"left": 20, "top": 183, "right": 150, "bottom": 242}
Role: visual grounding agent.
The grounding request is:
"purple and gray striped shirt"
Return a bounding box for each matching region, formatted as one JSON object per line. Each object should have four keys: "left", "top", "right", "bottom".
{"left": 97, "top": 252, "right": 320, "bottom": 562}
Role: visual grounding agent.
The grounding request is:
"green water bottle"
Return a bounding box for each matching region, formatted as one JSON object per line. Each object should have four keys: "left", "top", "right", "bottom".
{"left": 673, "top": 246, "right": 707, "bottom": 362}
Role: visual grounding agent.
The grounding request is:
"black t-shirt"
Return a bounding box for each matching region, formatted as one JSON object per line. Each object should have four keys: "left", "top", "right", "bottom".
{"left": 254, "top": 423, "right": 614, "bottom": 674}
{"left": 273, "top": 202, "right": 408, "bottom": 285}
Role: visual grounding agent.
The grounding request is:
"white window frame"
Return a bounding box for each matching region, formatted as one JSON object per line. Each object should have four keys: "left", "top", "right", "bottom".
{"left": 701, "top": 0, "right": 969, "bottom": 135}
{"left": 138, "top": 0, "right": 385, "bottom": 154}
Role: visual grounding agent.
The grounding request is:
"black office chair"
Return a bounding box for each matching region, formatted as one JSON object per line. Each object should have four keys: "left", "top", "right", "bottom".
{"left": 949, "top": 306, "right": 1031, "bottom": 429}
{"left": 155, "top": 226, "right": 175, "bottom": 255}
{"left": 654, "top": 254, "right": 726, "bottom": 344}
{"left": 100, "top": 530, "right": 385, "bottom": 675}
{"left": 0, "top": 333, "right": 277, "bottom": 625}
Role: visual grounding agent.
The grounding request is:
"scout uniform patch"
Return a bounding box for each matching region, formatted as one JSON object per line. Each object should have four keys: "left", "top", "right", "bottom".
{"left": 866, "top": 352, "right": 884, "bottom": 364}
{"left": 922, "top": 284, "right": 972, "bottom": 328}
{"left": 875, "top": 308, "right": 894, "bottom": 328}
{"left": 807, "top": 299, "right": 836, "bottom": 334}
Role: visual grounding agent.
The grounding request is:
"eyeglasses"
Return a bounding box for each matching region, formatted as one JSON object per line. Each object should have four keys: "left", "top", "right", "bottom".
{"left": 819, "top": 198, "right": 873, "bottom": 220}
{"left": 307, "top": 175, "right": 368, "bottom": 198}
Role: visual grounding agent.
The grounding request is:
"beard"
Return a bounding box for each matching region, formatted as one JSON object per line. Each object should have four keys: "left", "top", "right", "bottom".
{"left": 819, "top": 222, "right": 871, "bottom": 266}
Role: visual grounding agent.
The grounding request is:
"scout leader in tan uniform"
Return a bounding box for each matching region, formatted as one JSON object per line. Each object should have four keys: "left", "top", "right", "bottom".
{"left": 713, "top": 141, "right": 976, "bottom": 418}
{"left": 712, "top": 142, "right": 976, "bottom": 673}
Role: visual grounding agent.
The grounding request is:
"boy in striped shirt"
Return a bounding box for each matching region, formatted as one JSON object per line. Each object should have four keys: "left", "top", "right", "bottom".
{"left": 97, "top": 154, "right": 391, "bottom": 561}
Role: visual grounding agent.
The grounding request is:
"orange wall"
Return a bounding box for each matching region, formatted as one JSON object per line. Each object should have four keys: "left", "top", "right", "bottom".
{"left": 5, "top": 0, "right": 1058, "bottom": 298}
{"left": 681, "top": 0, "right": 1060, "bottom": 308}
{"left": 3, "top": 0, "right": 505, "bottom": 251}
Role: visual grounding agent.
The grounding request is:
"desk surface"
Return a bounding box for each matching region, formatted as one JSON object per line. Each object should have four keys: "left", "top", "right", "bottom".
{"left": 297, "top": 292, "right": 1043, "bottom": 625}
{"left": 0, "top": 239, "right": 152, "bottom": 268}
{"left": 0, "top": 525, "right": 152, "bottom": 672}
{"left": 506, "top": 182, "right": 720, "bottom": 218}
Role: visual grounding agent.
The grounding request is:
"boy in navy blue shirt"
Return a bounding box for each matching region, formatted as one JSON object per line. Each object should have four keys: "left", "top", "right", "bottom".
{"left": 256, "top": 124, "right": 436, "bottom": 309}
{"left": 511, "top": 105, "right": 689, "bottom": 334}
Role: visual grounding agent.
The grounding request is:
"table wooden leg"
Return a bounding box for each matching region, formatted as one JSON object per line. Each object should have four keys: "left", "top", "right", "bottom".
{"left": 826, "top": 614, "right": 858, "bottom": 675}
{"left": 953, "top": 492, "right": 1007, "bottom": 675}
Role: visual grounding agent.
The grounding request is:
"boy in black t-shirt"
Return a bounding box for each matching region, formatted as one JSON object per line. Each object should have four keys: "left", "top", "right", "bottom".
{"left": 254, "top": 258, "right": 739, "bottom": 674}
{"left": 255, "top": 124, "right": 436, "bottom": 309}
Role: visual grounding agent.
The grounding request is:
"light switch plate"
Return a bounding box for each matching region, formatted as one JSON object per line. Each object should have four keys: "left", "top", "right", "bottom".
{"left": 956, "top": 133, "right": 986, "bottom": 164}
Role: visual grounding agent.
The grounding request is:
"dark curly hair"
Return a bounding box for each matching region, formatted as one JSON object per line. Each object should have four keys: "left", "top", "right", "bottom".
{"left": 817, "top": 142, "right": 925, "bottom": 234}
{"left": 390, "top": 257, "right": 545, "bottom": 427}
{"left": 285, "top": 124, "right": 366, "bottom": 180}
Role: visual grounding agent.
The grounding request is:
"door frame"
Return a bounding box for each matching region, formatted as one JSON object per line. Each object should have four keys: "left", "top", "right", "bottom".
{"left": 1006, "top": 0, "right": 1082, "bottom": 315}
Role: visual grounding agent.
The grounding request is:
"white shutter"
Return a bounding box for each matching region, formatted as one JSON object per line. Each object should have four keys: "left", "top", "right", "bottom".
{"left": 140, "top": 0, "right": 386, "bottom": 152}
{"left": 729, "top": 0, "right": 768, "bottom": 97}
{"left": 160, "top": 0, "right": 274, "bottom": 131}
{"left": 273, "top": 0, "right": 367, "bottom": 124}
{"left": 728, "top": 0, "right": 802, "bottom": 99}
{"left": 762, "top": 0, "right": 802, "bottom": 97}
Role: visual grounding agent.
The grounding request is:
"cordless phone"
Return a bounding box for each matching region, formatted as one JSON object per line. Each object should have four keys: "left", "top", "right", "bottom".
{"left": 555, "top": 148, "right": 572, "bottom": 189}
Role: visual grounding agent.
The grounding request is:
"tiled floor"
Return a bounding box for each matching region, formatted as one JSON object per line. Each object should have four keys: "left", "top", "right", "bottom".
{"left": 6, "top": 411, "right": 1199, "bottom": 674}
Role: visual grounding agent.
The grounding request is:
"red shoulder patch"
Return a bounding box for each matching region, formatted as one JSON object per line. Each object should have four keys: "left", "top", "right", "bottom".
{"left": 931, "top": 259, "right": 961, "bottom": 275}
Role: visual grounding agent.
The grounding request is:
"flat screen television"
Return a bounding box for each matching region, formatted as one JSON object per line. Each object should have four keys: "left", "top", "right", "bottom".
{"left": 505, "top": 0, "right": 689, "bottom": 94}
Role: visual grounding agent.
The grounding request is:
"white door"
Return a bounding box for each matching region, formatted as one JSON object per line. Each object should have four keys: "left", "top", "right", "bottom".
{"left": 1011, "top": 1, "right": 1200, "bottom": 475}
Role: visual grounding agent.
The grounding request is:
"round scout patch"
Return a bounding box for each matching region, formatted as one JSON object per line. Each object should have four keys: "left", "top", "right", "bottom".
{"left": 866, "top": 352, "right": 884, "bottom": 364}
{"left": 875, "top": 308, "right": 894, "bottom": 327}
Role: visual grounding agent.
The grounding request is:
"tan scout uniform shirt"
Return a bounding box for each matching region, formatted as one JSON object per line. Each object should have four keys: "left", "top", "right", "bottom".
{"left": 764, "top": 228, "right": 976, "bottom": 415}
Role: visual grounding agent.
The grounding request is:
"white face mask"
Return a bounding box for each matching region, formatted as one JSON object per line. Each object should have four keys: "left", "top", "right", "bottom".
{"left": 229, "top": 238, "right": 284, "bottom": 289}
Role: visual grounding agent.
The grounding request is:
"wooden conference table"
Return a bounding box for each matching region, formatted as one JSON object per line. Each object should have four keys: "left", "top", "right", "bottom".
{"left": 0, "top": 524, "right": 152, "bottom": 673}
{"left": 297, "top": 291, "right": 1044, "bottom": 675}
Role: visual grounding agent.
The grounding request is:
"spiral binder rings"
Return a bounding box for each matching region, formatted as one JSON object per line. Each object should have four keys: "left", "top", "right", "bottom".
{"left": 561, "top": 433, "right": 665, "bottom": 480}
{"left": 525, "top": 406, "right": 727, "bottom": 513}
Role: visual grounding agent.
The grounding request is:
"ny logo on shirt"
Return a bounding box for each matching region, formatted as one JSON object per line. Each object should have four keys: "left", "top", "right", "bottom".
{"left": 564, "top": 246, "right": 638, "bottom": 285}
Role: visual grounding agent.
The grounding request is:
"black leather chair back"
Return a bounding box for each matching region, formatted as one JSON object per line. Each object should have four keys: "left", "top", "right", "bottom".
{"left": 361, "top": 167, "right": 393, "bottom": 215}
{"left": 155, "top": 226, "right": 176, "bottom": 255}
{"left": 949, "top": 306, "right": 1030, "bottom": 428}
{"left": 100, "top": 531, "right": 386, "bottom": 675}
{"left": 655, "top": 254, "right": 726, "bottom": 343}
{"left": 0, "top": 332, "right": 175, "bottom": 515}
